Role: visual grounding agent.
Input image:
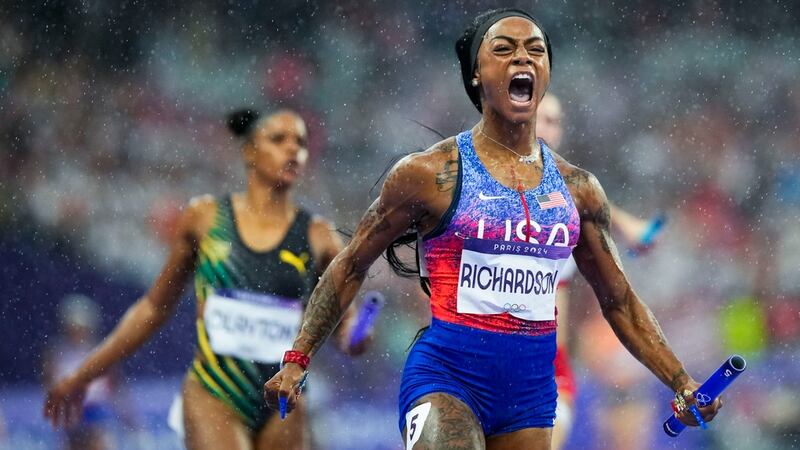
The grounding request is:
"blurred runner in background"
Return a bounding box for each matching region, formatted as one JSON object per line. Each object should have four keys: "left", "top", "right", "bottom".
{"left": 43, "top": 295, "right": 119, "bottom": 450}
{"left": 44, "top": 108, "right": 365, "bottom": 450}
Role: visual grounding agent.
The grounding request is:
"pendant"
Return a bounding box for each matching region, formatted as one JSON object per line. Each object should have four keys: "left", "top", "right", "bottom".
{"left": 519, "top": 154, "right": 537, "bottom": 165}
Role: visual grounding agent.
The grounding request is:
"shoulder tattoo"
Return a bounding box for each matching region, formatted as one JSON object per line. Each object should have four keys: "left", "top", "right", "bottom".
{"left": 435, "top": 159, "right": 458, "bottom": 192}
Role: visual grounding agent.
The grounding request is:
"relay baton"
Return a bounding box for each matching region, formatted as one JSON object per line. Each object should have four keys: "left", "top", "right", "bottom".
{"left": 279, "top": 396, "right": 287, "bottom": 420}
{"left": 663, "top": 355, "right": 747, "bottom": 437}
{"left": 629, "top": 213, "right": 667, "bottom": 256}
{"left": 349, "top": 291, "right": 385, "bottom": 348}
{"left": 278, "top": 371, "right": 308, "bottom": 420}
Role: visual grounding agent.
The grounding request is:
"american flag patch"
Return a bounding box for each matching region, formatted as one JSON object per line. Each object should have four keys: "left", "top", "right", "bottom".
{"left": 536, "top": 192, "right": 567, "bottom": 209}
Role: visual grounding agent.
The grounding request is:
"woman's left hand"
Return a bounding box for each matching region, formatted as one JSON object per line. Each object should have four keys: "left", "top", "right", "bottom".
{"left": 672, "top": 379, "right": 723, "bottom": 427}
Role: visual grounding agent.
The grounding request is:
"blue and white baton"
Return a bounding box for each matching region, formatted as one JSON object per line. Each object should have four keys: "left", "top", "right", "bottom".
{"left": 278, "top": 370, "right": 308, "bottom": 420}
{"left": 663, "top": 355, "right": 747, "bottom": 437}
{"left": 279, "top": 396, "right": 287, "bottom": 420}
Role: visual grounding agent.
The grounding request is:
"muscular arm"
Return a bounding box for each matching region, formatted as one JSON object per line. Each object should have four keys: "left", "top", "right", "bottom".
{"left": 307, "top": 217, "right": 358, "bottom": 352}
{"left": 45, "top": 197, "right": 211, "bottom": 426}
{"left": 567, "top": 170, "right": 690, "bottom": 391}
{"left": 292, "top": 156, "right": 431, "bottom": 358}
{"left": 66, "top": 199, "right": 206, "bottom": 385}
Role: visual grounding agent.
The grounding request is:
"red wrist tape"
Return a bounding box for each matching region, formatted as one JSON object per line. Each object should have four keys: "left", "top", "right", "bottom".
{"left": 282, "top": 350, "right": 310, "bottom": 370}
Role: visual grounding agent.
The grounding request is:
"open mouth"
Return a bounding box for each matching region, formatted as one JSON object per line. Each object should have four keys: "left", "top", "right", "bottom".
{"left": 508, "top": 73, "right": 533, "bottom": 104}
{"left": 282, "top": 160, "right": 299, "bottom": 176}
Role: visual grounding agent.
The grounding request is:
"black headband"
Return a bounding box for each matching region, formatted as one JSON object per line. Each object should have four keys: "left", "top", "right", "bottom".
{"left": 469, "top": 11, "right": 534, "bottom": 75}
{"left": 456, "top": 8, "right": 552, "bottom": 113}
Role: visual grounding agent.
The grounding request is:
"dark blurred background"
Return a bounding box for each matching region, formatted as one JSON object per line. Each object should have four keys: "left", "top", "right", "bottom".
{"left": 1, "top": 0, "right": 798, "bottom": 449}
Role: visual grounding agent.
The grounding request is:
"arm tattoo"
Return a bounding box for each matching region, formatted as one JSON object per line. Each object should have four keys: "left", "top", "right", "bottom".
{"left": 593, "top": 201, "right": 611, "bottom": 229}
{"left": 562, "top": 169, "right": 590, "bottom": 189}
{"left": 295, "top": 268, "right": 343, "bottom": 352}
{"left": 296, "top": 260, "right": 366, "bottom": 355}
{"left": 369, "top": 206, "right": 392, "bottom": 236}
{"left": 295, "top": 204, "right": 384, "bottom": 355}
{"left": 571, "top": 173, "right": 621, "bottom": 264}
{"left": 435, "top": 159, "right": 458, "bottom": 192}
{"left": 592, "top": 202, "right": 614, "bottom": 255}
{"left": 670, "top": 368, "right": 689, "bottom": 391}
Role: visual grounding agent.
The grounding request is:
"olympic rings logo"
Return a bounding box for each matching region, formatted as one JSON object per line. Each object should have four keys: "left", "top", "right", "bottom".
{"left": 503, "top": 303, "right": 527, "bottom": 313}
{"left": 695, "top": 392, "right": 712, "bottom": 407}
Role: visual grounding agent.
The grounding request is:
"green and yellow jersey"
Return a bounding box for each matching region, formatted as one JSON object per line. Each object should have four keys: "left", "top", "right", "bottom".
{"left": 190, "top": 194, "right": 315, "bottom": 428}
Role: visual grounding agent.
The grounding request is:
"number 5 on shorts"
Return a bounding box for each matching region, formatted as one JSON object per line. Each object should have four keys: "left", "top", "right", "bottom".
{"left": 405, "top": 402, "right": 432, "bottom": 449}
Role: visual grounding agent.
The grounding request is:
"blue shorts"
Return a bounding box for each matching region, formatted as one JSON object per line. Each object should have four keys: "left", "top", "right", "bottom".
{"left": 398, "top": 318, "right": 558, "bottom": 437}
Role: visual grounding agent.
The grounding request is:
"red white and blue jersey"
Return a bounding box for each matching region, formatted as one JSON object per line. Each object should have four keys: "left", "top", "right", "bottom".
{"left": 419, "top": 130, "right": 580, "bottom": 336}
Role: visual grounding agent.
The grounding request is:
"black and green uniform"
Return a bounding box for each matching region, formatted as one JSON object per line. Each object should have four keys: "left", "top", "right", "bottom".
{"left": 190, "top": 194, "right": 315, "bottom": 428}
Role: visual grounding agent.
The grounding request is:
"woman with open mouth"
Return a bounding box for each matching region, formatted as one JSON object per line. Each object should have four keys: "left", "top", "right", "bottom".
{"left": 265, "top": 7, "right": 722, "bottom": 450}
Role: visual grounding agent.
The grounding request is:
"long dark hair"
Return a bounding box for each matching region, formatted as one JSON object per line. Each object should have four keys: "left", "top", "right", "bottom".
{"left": 380, "top": 121, "right": 448, "bottom": 297}
{"left": 385, "top": 230, "right": 432, "bottom": 296}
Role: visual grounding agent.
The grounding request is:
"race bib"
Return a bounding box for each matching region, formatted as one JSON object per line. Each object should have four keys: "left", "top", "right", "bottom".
{"left": 456, "top": 239, "right": 571, "bottom": 321}
{"left": 203, "top": 289, "right": 302, "bottom": 363}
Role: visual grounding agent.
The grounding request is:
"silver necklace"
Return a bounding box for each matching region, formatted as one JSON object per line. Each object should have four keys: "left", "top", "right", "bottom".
{"left": 478, "top": 125, "right": 539, "bottom": 165}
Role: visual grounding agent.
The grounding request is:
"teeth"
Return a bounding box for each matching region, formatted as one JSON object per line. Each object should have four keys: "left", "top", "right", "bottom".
{"left": 512, "top": 73, "right": 532, "bottom": 81}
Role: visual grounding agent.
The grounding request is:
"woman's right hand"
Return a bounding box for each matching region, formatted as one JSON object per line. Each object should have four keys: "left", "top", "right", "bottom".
{"left": 43, "top": 374, "right": 88, "bottom": 427}
{"left": 263, "top": 363, "right": 306, "bottom": 416}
